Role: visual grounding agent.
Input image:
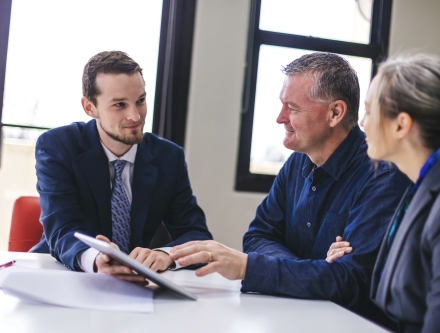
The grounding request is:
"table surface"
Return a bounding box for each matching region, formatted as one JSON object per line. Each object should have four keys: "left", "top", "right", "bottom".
{"left": 0, "top": 252, "right": 388, "bottom": 333}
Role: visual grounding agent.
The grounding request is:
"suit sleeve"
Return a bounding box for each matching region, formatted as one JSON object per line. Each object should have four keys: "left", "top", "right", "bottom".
{"left": 242, "top": 166, "right": 409, "bottom": 309}
{"left": 35, "top": 132, "right": 89, "bottom": 270}
{"left": 422, "top": 196, "right": 440, "bottom": 333}
{"left": 162, "top": 148, "right": 212, "bottom": 246}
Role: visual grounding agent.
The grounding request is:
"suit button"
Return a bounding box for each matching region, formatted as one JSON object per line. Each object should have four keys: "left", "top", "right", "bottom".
{"left": 311, "top": 186, "right": 316, "bottom": 191}
{"left": 307, "top": 222, "right": 311, "bottom": 227}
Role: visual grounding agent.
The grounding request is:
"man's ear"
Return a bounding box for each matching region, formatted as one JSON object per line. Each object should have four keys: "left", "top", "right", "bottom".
{"left": 81, "top": 97, "right": 97, "bottom": 119}
{"left": 328, "top": 100, "right": 347, "bottom": 128}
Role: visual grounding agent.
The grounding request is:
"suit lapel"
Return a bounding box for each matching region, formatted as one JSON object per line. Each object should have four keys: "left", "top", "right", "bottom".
{"left": 78, "top": 120, "right": 112, "bottom": 238}
{"left": 375, "top": 163, "right": 440, "bottom": 306}
{"left": 130, "top": 139, "right": 158, "bottom": 248}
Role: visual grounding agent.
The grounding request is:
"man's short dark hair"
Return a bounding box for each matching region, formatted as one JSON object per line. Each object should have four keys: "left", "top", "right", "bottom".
{"left": 82, "top": 51, "right": 143, "bottom": 106}
{"left": 282, "top": 52, "right": 360, "bottom": 129}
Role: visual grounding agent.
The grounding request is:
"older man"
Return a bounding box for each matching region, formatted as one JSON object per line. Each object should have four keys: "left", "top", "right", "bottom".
{"left": 170, "top": 52, "right": 410, "bottom": 326}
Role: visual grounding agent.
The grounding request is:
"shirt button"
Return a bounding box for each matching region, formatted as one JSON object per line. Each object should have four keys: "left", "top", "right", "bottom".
{"left": 311, "top": 186, "right": 316, "bottom": 191}
{"left": 307, "top": 222, "right": 311, "bottom": 227}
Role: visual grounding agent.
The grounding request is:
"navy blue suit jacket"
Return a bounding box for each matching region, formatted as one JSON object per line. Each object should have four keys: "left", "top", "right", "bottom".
{"left": 30, "top": 120, "right": 212, "bottom": 270}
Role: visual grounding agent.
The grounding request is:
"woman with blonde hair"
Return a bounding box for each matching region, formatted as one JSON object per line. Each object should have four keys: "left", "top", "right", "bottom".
{"left": 326, "top": 54, "right": 440, "bottom": 333}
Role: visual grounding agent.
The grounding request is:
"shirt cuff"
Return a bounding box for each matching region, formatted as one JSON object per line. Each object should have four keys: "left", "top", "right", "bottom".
{"left": 77, "top": 248, "right": 100, "bottom": 273}
{"left": 153, "top": 247, "right": 183, "bottom": 270}
{"left": 241, "top": 252, "right": 275, "bottom": 294}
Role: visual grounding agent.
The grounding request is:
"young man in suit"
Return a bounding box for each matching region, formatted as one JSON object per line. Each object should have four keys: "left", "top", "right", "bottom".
{"left": 30, "top": 51, "right": 212, "bottom": 283}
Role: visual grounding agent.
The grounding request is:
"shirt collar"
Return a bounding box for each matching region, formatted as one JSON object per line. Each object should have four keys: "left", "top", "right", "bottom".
{"left": 100, "top": 142, "right": 138, "bottom": 164}
{"left": 302, "top": 126, "right": 364, "bottom": 180}
{"left": 411, "top": 147, "right": 440, "bottom": 195}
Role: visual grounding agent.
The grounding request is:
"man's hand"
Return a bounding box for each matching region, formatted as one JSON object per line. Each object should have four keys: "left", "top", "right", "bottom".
{"left": 129, "top": 248, "right": 174, "bottom": 272}
{"left": 326, "top": 236, "right": 352, "bottom": 263}
{"left": 169, "top": 240, "right": 248, "bottom": 280}
{"left": 94, "top": 235, "right": 147, "bottom": 285}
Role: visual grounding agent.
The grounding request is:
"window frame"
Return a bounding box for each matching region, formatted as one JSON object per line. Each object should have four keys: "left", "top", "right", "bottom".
{"left": 235, "top": 0, "right": 393, "bottom": 193}
{"left": 0, "top": 0, "right": 196, "bottom": 166}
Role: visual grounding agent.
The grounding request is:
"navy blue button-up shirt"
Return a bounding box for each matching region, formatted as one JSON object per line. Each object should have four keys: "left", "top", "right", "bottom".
{"left": 242, "top": 126, "right": 410, "bottom": 313}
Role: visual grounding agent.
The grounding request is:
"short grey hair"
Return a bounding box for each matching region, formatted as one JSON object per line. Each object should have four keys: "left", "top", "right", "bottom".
{"left": 282, "top": 52, "right": 360, "bottom": 129}
{"left": 375, "top": 54, "right": 440, "bottom": 150}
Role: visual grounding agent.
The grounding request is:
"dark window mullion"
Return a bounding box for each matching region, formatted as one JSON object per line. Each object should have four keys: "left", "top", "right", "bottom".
{"left": 152, "top": 0, "right": 197, "bottom": 148}
{"left": 257, "top": 30, "right": 380, "bottom": 59}
{"left": 1, "top": 123, "right": 50, "bottom": 131}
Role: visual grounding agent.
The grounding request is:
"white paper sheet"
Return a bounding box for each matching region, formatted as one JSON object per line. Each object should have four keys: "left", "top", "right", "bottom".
{"left": 0, "top": 267, "right": 153, "bottom": 313}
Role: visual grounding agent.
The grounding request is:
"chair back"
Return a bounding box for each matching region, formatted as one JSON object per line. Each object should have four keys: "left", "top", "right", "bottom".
{"left": 9, "top": 196, "right": 42, "bottom": 252}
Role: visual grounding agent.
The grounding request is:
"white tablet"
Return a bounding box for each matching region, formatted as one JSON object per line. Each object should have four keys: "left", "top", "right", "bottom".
{"left": 74, "top": 232, "right": 197, "bottom": 300}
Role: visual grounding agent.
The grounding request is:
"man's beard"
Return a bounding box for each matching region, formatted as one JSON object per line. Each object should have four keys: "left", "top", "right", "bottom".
{"left": 100, "top": 122, "right": 144, "bottom": 145}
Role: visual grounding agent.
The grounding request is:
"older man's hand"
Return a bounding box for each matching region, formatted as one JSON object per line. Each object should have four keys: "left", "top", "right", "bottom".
{"left": 169, "top": 240, "right": 248, "bottom": 280}
{"left": 326, "top": 236, "right": 352, "bottom": 263}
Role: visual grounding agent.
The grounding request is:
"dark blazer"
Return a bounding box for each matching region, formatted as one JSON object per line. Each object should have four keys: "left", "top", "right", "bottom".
{"left": 30, "top": 120, "right": 212, "bottom": 270}
{"left": 371, "top": 162, "right": 440, "bottom": 333}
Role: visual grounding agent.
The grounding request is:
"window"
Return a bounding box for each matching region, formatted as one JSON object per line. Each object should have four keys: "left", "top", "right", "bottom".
{"left": 236, "top": 0, "right": 393, "bottom": 192}
{"left": 0, "top": 0, "right": 196, "bottom": 250}
{"left": 2, "top": 0, "right": 163, "bottom": 136}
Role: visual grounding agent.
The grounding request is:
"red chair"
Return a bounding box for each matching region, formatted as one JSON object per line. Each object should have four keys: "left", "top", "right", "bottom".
{"left": 8, "top": 196, "right": 43, "bottom": 252}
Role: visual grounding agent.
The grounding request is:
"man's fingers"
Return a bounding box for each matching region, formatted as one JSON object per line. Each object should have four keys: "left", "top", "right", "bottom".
{"left": 326, "top": 248, "right": 352, "bottom": 263}
{"left": 335, "top": 236, "right": 343, "bottom": 242}
{"left": 100, "top": 263, "right": 132, "bottom": 275}
{"left": 96, "top": 235, "right": 119, "bottom": 250}
{"left": 195, "top": 262, "right": 221, "bottom": 277}
{"left": 330, "top": 242, "right": 350, "bottom": 250}
{"left": 150, "top": 257, "right": 165, "bottom": 272}
{"left": 130, "top": 248, "right": 152, "bottom": 262}
{"left": 97, "top": 252, "right": 111, "bottom": 263}
{"left": 177, "top": 251, "right": 210, "bottom": 267}
{"left": 328, "top": 246, "right": 352, "bottom": 257}
{"left": 142, "top": 255, "right": 157, "bottom": 270}
{"left": 326, "top": 250, "right": 345, "bottom": 263}
{"left": 326, "top": 242, "right": 350, "bottom": 257}
{"left": 96, "top": 235, "right": 111, "bottom": 243}
{"left": 170, "top": 245, "right": 207, "bottom": 260}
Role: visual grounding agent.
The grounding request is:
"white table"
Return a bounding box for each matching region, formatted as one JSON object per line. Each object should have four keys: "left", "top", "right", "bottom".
{"left": 0, "top": 252, "right": 387, "bottom": 333}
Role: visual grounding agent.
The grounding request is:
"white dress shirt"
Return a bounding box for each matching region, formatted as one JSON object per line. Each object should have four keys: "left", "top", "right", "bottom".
{"left": 78, "top": 142, "right": 181, "bottom": 272}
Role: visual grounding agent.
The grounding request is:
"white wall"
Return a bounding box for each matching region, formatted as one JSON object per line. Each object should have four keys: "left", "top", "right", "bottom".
{"left": 185, "top": 0, "right": 440, "bottom": 250}
{"left": 389, "top": 0, "right": 440, "bottom": 56}
{"left": 185, "top": 0, "right": 263, "bottom": 250}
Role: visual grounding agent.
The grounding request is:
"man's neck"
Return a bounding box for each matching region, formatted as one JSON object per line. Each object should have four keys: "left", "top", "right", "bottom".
{"left": 308, "top": 127, "right": 351, "bottom": 166}
{"left": 101, "top": 140, "right": 133, "bottom": 158}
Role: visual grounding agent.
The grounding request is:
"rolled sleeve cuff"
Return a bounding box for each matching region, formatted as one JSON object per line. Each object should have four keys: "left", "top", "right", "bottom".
{"left": 241, "top": 252, "right": 278, "bottom": 294}
{"left": 153, "top": 247, "right": 183, "bottom": 270}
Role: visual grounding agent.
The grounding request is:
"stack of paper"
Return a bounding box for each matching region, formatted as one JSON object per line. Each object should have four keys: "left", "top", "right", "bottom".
{"left": 0, "top": 267, "right": 153, "bottom": 313}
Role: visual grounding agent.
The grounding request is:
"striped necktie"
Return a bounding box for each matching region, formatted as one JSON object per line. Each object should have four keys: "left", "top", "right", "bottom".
{"left": 111, "top": 160, "right": 131, "bottom": 254}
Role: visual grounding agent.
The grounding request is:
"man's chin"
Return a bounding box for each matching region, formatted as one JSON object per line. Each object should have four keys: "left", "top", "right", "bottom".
{"left": 283, "top": 138, "right": 297, "bottom": 151}
{"left": 121, "top": 134, "right": 144, "bottom": 145}
{"left": 105, "top": 129, "right": 144, "bottom": 146}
